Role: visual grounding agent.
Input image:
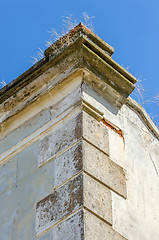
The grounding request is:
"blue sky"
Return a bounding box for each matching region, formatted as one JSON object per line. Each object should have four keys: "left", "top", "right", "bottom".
{"left": 0, "top": 0, "right": 159, "bottom": 126}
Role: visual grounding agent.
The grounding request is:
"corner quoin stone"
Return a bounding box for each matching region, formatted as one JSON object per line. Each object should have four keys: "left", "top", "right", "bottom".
{"left": 52, "top": 210, "right": 84, "bottom": 240}
{"left": 83, "top": 140, "right": 127, "bottom": 198}
{"left": 38, "top": 112, "right": 82, "bottom": 166}
{"left": 53, "top": 141, "right": 83, "bottom": 188}
{"left": 83, "top": 173, "right": 112, "bottom": 225}
{"left": 83, "top": 111, "right": 109, "bottom": 155}
{"left": 36, "top": 174, "right": 83, "bottom": 236}
{"left": 36, "top": 172, "right": 114, "bottom": 236}
{"left": 38, "top": 110, "right": 109, "bottom": 167}
{"left": 84, "top": 209, "right": 127, "bottom": 240}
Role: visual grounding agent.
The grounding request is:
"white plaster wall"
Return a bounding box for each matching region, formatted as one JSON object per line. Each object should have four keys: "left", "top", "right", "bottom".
{"left": 0, "top": 75, "right": 158, "bottom": 239}
{"left": 83, "top": 84, "right": 159, "bottom": 239}
{"left": 112, "top": 105, "right": 159, "bottom": 240}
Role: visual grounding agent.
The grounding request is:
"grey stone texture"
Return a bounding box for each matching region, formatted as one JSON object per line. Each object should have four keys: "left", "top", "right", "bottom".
{"left": 38, "top": 112, "right": 82, "bottom": 166}
{"left": 39, "top": 111, "right": 109, "bottom": 167}
{"left": 0, "top": 100, "right": 128, "bottom": 240}
{"left": 83, "top": 173, "right": 112, "bottom": 224}
{"left": 84, "top": 209, "right": 127, "bottom": 240}
{"left": 36, "top": 174, "right": 83, "bottom": 235}
{"left": 83, "top": 111, "right": 109, "bottom": 155}
{"left": 36, "top": 209, "right": 126, "bottom": 240}
{"left": 0, "top": 105, "right": 127, "bottom": 239}
{"left": 83, "top": 141, "right": 127, "bottom": 198}
{"left": 36, "top": 172, "right": 113, "bottom": 235}
{"left": 53, "top": 141, "right": 83, "bottom": 188}
{"left": 35, "top": 210, "right": 84, "bottom": 240}
{"left": 52, "top": 210, "right": 84, "bottom": 240}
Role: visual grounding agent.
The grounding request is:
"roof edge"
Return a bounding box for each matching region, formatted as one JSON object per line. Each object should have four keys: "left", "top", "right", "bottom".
{"left": 44, "top": 23, "right": 114, "bottom": 57}
{"left": 126, "top": 96, "right": 159, "bottom": 140}
{"left": 0, "top": 25, "right": 137, "bottom": 104}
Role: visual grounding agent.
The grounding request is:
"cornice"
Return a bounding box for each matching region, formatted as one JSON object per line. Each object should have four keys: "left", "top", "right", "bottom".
{"left": 0, "top": 24, "right": 136, "bottom": 105}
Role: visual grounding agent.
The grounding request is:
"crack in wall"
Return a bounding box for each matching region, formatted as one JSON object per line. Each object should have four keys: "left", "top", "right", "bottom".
{"left": 149, "top": 154, "right": 159, "bottom": 177}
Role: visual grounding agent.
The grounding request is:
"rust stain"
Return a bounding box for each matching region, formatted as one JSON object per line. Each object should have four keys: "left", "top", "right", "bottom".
{"left": 101, "top": 118, "right": 124, "bottom": 139}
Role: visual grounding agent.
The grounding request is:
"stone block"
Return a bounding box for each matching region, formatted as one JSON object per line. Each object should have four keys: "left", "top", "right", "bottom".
{"left": 36, "top": 172, "right": 113, "bottom": 236}
{"left": 0, "top": 109, "right": 50, "bottom": 155}
{"left": 83, "top": 111, "right": 109, "bottom": 155}
{"left": 84, "top": 173, "right": 112, "bottom": 224}
{"left": 84, "top": 209, "right": 127, "bottom": 240}
{"left": 0, "top": 155, "right": 17, "bottom": 194}
{"left": 17, "top": 142, "right": 38, "bottom": 182}
{"left": 53, "top": 210, "right": 84, "bottom": 240}
{"left": 36, "top": 174, "right": 83, "bottom": 236}
{"left": 38, "top": 112, "right": 82, "bottom": 166}
{"left": 50, "top": 86, "right": 81, "bottom": 120}
{"left": 83, "top": 141, "right": 127, "bottom": 198}
{"left": 54, "top": 141, "right": 83, "bottom": 188}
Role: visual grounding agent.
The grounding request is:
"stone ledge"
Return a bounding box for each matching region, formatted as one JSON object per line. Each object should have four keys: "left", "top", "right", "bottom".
{"left": 0, "top": 24, "right": 136, "bottom": 106}
{"left": 45, "top": 23, "right": 114, "bottom": 58}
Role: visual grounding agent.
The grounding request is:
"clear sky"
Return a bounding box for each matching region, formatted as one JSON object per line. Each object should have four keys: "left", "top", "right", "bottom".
{"left": 0, "top": 0, "right": 159, "bottom": 126}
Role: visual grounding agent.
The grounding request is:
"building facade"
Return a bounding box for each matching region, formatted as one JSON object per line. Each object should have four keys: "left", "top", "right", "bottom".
{"left": 0, "top": 24, "right": 159, "bottom": 239}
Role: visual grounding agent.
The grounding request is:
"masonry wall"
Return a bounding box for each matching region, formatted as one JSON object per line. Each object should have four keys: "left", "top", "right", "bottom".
{"left": 0, "top": 73, "right": 159, "bottom": 240}
{"left": 82, "top": 84, "right": 159, "bottom": 239}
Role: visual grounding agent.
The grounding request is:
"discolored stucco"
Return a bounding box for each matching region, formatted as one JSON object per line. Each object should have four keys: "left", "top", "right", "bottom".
{"left": 0, "top": 24, "right": 159, "bottom": 240}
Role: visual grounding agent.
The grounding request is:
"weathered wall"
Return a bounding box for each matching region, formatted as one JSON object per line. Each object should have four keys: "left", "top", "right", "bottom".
{"left": 82, "top": 84, "right": 159, "bottom": 239}
{"left": 0, "top": 69, "right": 159, "bottom": 240}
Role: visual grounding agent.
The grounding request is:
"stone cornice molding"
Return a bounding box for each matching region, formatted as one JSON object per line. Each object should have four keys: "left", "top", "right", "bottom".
{"left": 0, "top": 24, "right": 136, "bottom": 104}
